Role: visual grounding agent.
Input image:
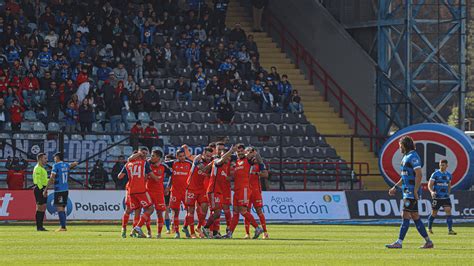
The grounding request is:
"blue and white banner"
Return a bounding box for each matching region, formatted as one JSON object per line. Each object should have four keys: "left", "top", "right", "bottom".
{"left": 45, "top": 190, "right": 350, "bottom": 221}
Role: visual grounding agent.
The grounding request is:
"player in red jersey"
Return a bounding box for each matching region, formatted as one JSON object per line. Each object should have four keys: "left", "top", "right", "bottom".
{"left": 215, "top": 142, "right": 233, "bottom": 234}
{"left": 244, "top": 147, "right": 269, "bottom": 239}
{"left": 202, "top": 146, "right": 236, "bottom": 238}
{"left": 165, "top": 148, "right": 193, "bottom": 238}
{"left": 118, "top": 150, "right": 158, "bottom": 238}
{"left": 182, "top": 147, "right": 213, "bottom": 238}
{"left": 146, "top": 150, "right": 172, "bottom": 238}
{"left": 225, "top": 144, "right": 264, "bottom": 239}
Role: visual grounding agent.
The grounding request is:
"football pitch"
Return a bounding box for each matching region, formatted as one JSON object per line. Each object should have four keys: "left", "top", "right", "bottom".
{"left": 0, "top": 223, "right": 472, "bottom": 265}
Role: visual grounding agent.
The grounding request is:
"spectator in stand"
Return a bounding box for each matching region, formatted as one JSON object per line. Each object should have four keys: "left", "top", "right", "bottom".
{"left": 78, "top": 99, "right": 94, "bottom": 132}
{"left": 214, "top": 0, "right": 230, "bottom": 34}
{"left": 229, "top": 23, "right": 247, "bottom": 44}
{"left": 261, "top": 86, "right": 280, "bottom": 113}
{"left": 130, "top": 120, "right": 144, "bottom": 150}
{"left": 144, "top": 84, "right": 161, "bottom": 112}
{"left": 162, "top": 41, "right": 177, "bottom": 77}
{"left": 108, "top": 91, "right": 124, "bottom": 133}
{"left": 46, "top": 81, "right": 60, "bottom": 122}
{"left": 268, "top": 66, "right": 281, "bottom": 82}
{"left": 175, "top": 76, "right": 192, "bottom": 103}
{"left": 89, "top": 160, "right": 109, "bottom": 190}
{"left": 76, "top": 67, "right": 89, "bottom": 86}
{"left": 278, "top": 74, "right": 293, "bottom": 110}
{"left": 251, "top": 0, "right": 269, "bottom": 32}
{"left": 191, "top": 66, "right": 207, "bottom": 92}
{"left": 185, "top": 42, "right": 200, "bottom": 67}
{"left": 251, "top": 78, "right": 264, "bottom": 103}
{"left": 143, "top": 53, "right": 159, "bottom": 78}
{"left": 65, "top": 100, "right": 78, "bottom": 133}
{"left": 37, "top": 46, "right": 52, "bottom": 77}
{"left": 231, "top": 78, "right": 248, "bottom": 102}
{"left": 130, "top": 84, "right": 145, "bottom": 116}
{"left": 0, "top": 98, "right": 6, "bottom": 130}
{"left": 237, "top": 45, "right": 251, "bottom": 79}
{"left": 206, "top": 75, "right": 225, "bottom": 109}
{"left": 85, "top": 38, "right": 99, "bottom": 65}
{"left": 9, "top": 99, "right": 24, "bottom": 131}
{"left": 44, "top": 30, "right": 59, "bottom": 48}
{"left": 132, "top": 44, "right": 145, "bottom": 83}
{"left": 21, "top": 72, "right": 40, "bottom": 108}
{"left": 124, "top": 75, "right": 136, "bottom": 93}
{"left": 76, "top": 80, "right": 91, "bottom": 104}
{"left": 111, "top": 155, "right": 127, "bottom": 190}
{"left": 6, "top": 163, "right": 25, "bottom": 190}
{"left": 289, "top": 89, "right": 303, "bottom": 114}
{"left": 69, "top": 38, "right": 84, "bottom": 63}
{"left": 23, "top": 50, "right": 37, "bottom": 71}
{"left": 113, "top": 63, "right": 128, "bottom": 82}
{"left": 99, "top": 44, "right": 114, "bottom": 63}
{"left": 140, "top": 20, "right": 156, "bottom": 46}
{"left": 144, "top": 121, "right": 161, "bottom": 151}
{"left": 246, "top": 34, "right": 259, "bottom": 59}
{"left": 216, "top": 97, "right": 234, "bottom": 124}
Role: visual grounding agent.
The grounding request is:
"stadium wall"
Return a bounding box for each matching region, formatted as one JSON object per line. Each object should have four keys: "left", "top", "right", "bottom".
{"left": 266, "top": 0, "right": 377, "bottom": 124}
{"left": 2, "top": 190, "right": 473, "bottom": 222}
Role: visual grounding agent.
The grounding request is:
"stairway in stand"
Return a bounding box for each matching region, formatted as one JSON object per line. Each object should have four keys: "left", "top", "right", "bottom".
{"left": 225, "top": 0, "right": 386, "bottom": 190}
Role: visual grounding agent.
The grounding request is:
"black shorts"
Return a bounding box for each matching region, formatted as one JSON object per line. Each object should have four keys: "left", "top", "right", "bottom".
{"left": 432, "top": 198, "right": 452, "bottom": 210}
{"left": 54, "top": 191, "right": 69, "bottom": 207}
{"left": 34, "top": 186, "right": 47, "bottom": 205}
{"left": 164, "top": 194, "right": 170, "bottom": 205}
{"left": 402, "top": 198, "right": 418, "bottom": 212}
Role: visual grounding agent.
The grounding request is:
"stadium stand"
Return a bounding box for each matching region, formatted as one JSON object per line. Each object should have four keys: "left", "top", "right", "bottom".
{"left": 0, "top": 0, "right": 368, "bottom": 190}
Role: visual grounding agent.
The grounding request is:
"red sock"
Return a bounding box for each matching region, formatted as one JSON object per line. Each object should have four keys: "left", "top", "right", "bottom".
{"left": 157, "top": 216, "right": 164, "bottom": 234}
{"left": 186, "top": 214, "right": 195, "bottom": 235}
{"left": 230, "top": 212, "right": 240, "bottom": 232}
{"left": 213, "top": 217, "right": 220, "bottom": 232}
{"left": 133, "top": 213, "right": 140, "bottom": 227}
{"left": 258, "top": 213, "right": 267, "bottom": 232}
{"left": 145, "top": 219, "right": 151, "bottom": 233}
{"left": 137, "top": 212, "right": 151, "bottom": 227}
{"left": 197, "top": 208, "right": 205, "bottom": 229}
{"left": 244, "top": 217, "right": 250, "bottom": 234}
{"left": 122, "top": 213, "right": 130, "bottom": 229}
{"left": 242, "top": 212, "right": 258, "bottom": 228}
{"left": 224, "top": 209, "right": 232, "bottom": 228}
{"left": 173, "top": 212, "right": 180, "bottom": 232}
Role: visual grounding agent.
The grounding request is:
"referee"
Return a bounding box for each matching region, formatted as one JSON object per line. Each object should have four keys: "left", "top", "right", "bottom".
{"left": 33, "top": 153, "right": 48, "bottom": 231}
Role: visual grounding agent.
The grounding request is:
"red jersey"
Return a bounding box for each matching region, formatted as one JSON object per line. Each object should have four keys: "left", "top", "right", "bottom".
{"left": 146, "top": 163, "right": 171, "bottom": 193}
{"left": 233, "top": 157, "right": 252, "bottom": 190}
{"left": 186, "top": 159, "right": 210, "bottom": 193}
{"left": 122, "top": 159, "right": 151, "bottom": 194}
{"left": 207, "top": 160, "right": 230, "bottom": 194}
{"left": 167, "top": 160, "right": 193, "bottom": 195}
{"left": 6, "top": 170, "right": 25, "bottom": 190}
{"left": 249, "top": 163, "right": 266, "bottom": 192}
{"left": 144, "top": 126, "right": 159, "bottom": 139}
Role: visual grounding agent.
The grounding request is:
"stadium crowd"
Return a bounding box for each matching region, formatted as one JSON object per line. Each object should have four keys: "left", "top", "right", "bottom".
{"left": 0, "top": 0, "right": 304, "bottom": 133}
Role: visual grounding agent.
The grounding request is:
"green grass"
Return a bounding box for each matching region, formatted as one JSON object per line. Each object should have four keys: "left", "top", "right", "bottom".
{"left": 0, "top": 223, "right": 472, "bottom": 265}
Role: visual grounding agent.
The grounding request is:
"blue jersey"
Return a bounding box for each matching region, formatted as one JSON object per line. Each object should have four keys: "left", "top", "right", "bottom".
{"left": 429, "top": 169, "right": 452, "bottom": 199}
{"left": 52, "top": 162, "right": 71, "bottom": 192}
{"left": 400, "top": 150, "right": 422, "bottom": 199}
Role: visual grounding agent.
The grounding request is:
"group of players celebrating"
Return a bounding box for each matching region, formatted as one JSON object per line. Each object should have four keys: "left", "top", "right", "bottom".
{"left": 118, "top": 142, "right": 269, "bottom": 239}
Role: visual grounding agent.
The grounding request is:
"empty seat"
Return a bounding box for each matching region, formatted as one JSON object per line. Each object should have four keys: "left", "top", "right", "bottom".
{"left": 191, "top": 112, "right": 205, "bottom": 123}
{"left": 183, "top": 101, "right": 194, "bottom": 112}
{"left": 48, "top": 122, "right": 60, "bottom": 131}
{"left": 96, "top": 111, "right": 106, "bottom": 122}
{"left": 138, "top": 112, "right": 150, "bottom": 122}
{"left": 150, "top": 112, "right": 165, "bottom": 123}
{"left": 24, "top": 110, "right": 37, "bottom": 121}
{"left": 282, "top": 113, "right": 297, "bottom": 124}
{"left": 33, "top": 122, "right": 46, "bottom": 131}
{"left": 284, "top": 147, "right": 300, "bottom": 158}
{"left": 168, "top": 101, "right": 181, "bottom": 111}
{"left": 123, "top": 146, "right": 134, "bottom": 155}
{"left": 196, "top": 101, "right": 208, "bottom": 112}
{"left": 241, "top": 113, "right": 257, "bottom": 123}
{"left": 305, "top": 124, "right": 317, "bottom": 136}
{"left": 265, "top": 124, "right": 279, "bottom": 136}
{"left": 126, "top": 112, "right": 137, "bottom": 122}
{"left": 20, "top": 122, "right": 32, "bottom": 131}
{"left": 92, "top": 123, "right": 103, "bottom": 132}
{"left": 178, "top": 112, "right": 191, "bottom": 123}
{"left": 161, "top": 123, "right": 174, "bottom": 134}
{"left": 204, "top": 113, "right": 216, "bottom": 123}
{"left": 254, "top": 124, "right": 266, "bottom": 136}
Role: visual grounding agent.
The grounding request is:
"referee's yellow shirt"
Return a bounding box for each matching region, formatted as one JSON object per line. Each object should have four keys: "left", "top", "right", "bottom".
{"left": 33, "top": 164, "right": 48, "bottom": 189}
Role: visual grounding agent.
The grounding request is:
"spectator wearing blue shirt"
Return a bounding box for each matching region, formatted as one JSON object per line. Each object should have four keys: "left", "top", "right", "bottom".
{"left": 140, "top": 21, "right": 156, "bottom": 46}
{"left": 185, "top": 42, "right": 200, "bottom": 67}
{"left": 64, "top": 101, "right": 78, "bottom": 132}
{"left": 69, "top": 38, "right": 84, "bottom": 63}
{"left": 37, "top": 46, "right": 52, "bottom": 76}
{"left": 278, "top": 74, "right": 293, "bottom": 109}
{"left": 218, "top": 57, "right": 233, "bottom": 72}
{"left": 214, "top": 0, "right": 229, "bottom": 34}
{"left": 237, "top": 45, "right": 251, "bottom": 79}
{"left": 251, "top": 78, "right": 263, "bottom": 104}
{"left": 5, "top": 40, "right": 21, "bottom": 64}
{"left": 43, "top": 152, "right": 79, "bottom": 232}
{"left": 97, "top": 61, "right": 112, "bottom": 88}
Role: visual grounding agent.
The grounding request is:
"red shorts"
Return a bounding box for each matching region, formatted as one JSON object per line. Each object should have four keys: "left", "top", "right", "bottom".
{"left": 149, "top": 191, "right": 166, "bottom": 211}
{"left": 233, "top": 187, "right": 249, "bottom": 207}
{"left": 185, "top": 190, "right": 208, "bottom": 206}
{"left": 248, "top": 189, "right": 263, "bottom": 208}
{"left": 169, "top": 191, "right": 185, "bottom": 210}
{"left": 129, "top": 192, "right": 152, "bottom": 210}
{"left": 222, "top": 186, "right": 232, "bottom": 206}
{"left": 208, "top": 192, "right": 223, "bottom": 211}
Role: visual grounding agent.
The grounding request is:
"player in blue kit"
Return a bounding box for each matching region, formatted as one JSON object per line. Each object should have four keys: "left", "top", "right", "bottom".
{"left": 386, "top": 136, "right": 433, "bottom": 249}
{"left": 427, "top": 159, "right": 456, "bottom": 235}
{"left": 43, "top": 152, "right": 78, "bottom": 232}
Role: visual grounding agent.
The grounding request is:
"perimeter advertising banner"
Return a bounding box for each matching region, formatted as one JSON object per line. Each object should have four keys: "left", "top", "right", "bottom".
{"left": 41, "top": 190, "right": 350, "bottom": 221}
{"left": 345, "top": 191, "right": 474, "bottom": 219}
{"left": 0, "top": 190, "right": 36, "bottom": 220}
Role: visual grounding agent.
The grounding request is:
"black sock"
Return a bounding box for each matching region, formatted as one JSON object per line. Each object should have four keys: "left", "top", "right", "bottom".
{"left": 213, "top": 230, "right": 218, "bottom": 235}
{"left": 36, "top": 211, "right": 44, "bottom": 229}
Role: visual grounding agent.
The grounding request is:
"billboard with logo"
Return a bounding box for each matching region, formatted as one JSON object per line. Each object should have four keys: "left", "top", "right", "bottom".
{"left": 0, "top": 190, "right": 36, "bottom": 221}
{"left": 43, "top": 190, "right": 350, "bottom": 221}
{"left": 346, "top": 191, "right": 474, "bottom": 219}
{"left": 379, "top": 123, "right": 474, "bottom": 190}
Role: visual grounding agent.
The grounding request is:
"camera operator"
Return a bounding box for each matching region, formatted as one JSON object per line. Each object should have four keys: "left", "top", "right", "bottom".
{"left": 89, "top": 159, "right": 109, "bottom": 190}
